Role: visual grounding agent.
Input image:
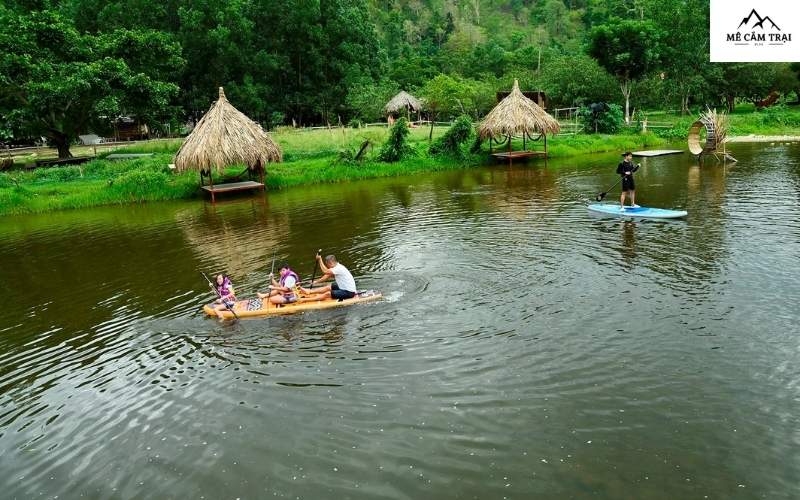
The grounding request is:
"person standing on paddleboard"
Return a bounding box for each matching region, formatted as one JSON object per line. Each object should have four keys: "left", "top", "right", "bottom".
{"left": 617, "top": 152, "right": 640, "bottom": 210}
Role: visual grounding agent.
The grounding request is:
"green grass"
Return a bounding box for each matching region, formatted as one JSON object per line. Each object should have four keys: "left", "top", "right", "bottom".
{"left": 642, "top": 104, "right": 800, "bottom": 138}
{"left": 7, "top": 106, "right": 799, "bottom": 217}
{"left": 0, "top": 127, "right": 672, "bottom": 216}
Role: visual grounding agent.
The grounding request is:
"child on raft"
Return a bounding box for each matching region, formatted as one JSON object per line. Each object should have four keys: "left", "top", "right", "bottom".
{"left": 257, "top": 263, "right": 301, "bottom": 305}
{"left": 213, "top": 274, "right": 237, "bottom": 319}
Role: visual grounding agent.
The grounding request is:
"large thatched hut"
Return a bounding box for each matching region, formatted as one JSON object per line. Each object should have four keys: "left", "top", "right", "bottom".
{"left": 174, "top": 87, "right": 282, "bottom": 198}
{"left": 478, "top": 79, "right": 560, "bottom": 162}
{"left": 384, "top": 91, "right": 422, "bottom": 121}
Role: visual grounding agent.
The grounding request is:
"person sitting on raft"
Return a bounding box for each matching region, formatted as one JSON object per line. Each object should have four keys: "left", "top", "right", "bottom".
{"left": 213, "top": 274, "right": 237, "bottom": 319}
{"left": 257, "top": 263, "right": 300, "bottom": 305}
{"left": 301, "top": 254, "right": 357, "bottom": 301}
{"left": 617, "top": 152, "right": 640, "bottom": 210}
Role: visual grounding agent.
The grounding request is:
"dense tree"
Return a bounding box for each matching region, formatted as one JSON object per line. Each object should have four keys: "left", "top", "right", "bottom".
{"left": 1, "top": 0, "right": 797, "bottom": 144}
{"left": 0, "top": 9, "right": 182, "bottom": 157}
{"left": 588, "top": 19, "right": 661, "bottom": 122}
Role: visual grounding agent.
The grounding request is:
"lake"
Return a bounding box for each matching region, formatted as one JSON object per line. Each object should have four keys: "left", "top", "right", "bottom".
{"left": 1, "top": 142, "right": 799, "bottom": 499}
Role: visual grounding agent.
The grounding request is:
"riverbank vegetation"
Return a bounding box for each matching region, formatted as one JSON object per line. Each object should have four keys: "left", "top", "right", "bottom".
{"left": 0, "top": 125, "right": 667, "bottom": 215}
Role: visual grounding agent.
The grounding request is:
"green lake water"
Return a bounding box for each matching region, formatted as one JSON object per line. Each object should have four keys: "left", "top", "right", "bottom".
{"left": 1, "top": 143, "right": 799, "bottom": 499}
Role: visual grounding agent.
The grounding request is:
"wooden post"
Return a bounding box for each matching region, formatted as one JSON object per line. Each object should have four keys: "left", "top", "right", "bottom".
{"left": 209, "top": 171, "right": 215, "bottom": 204}
{"left": 543, "top": 133, "right": 548, "bottom": 158}
{"left": 508, "top": 134, "right": 512, "bottom": 167}
{"left": 523, "top": 133, "right": 526, "bottom": 151}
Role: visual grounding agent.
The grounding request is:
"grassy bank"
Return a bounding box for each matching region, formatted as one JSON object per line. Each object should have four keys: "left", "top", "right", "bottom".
{"left": 0, "top": 127, "right": 669, "bottom": 215}
{"left": 644, "top": 103, "right": 800, "bottom": 138}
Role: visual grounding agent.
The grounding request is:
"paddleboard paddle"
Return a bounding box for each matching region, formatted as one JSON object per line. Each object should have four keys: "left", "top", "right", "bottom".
{"left": 309, "top": 249, "right": 322, "bottom": 290}
{"left": 595, "top": 163, "right": 641, "bottom": 201}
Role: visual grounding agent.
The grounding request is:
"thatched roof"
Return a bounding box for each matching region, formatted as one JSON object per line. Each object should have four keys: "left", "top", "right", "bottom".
{"left": 478, "top": 80, "right": 560, "bottom": 140}
{"left": 384, "top": 91, "right": 422, "bottom": 114}
{"left": 174, "top": 87, "right": 282, "bottom": 173}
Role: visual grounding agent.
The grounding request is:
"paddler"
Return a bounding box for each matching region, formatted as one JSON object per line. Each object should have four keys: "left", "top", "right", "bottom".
{"left": 212, "top": 274, "right": 237, "bottom": 319}
{"left": 301, "top": 254, "right": 357, "bottom": 301}
{"left": 617, "top": 152, "right": 640, "bottom": 210}
{"left": 257, "top": 262, "right": 300, "bottom": 305}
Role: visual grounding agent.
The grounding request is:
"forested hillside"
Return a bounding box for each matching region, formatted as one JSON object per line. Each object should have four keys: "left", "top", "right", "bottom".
{"left": 2, "top": 0, "right": 799, "bottom": 147}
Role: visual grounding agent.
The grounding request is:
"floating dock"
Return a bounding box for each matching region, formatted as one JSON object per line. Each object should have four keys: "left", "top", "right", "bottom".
{"left": 632, "top": 150, "right": 683, "bottom": 157}
{"left": 201, "top": 181, "right": 264, "bottom": 203}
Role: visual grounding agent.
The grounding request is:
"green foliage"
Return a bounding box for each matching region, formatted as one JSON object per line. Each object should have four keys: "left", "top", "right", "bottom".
{"left": 429, "top": 116, "right": 475, "bottom": 157}
{"left": 1, "top": 0, "right": 798, "bottom": 148}
{"left": 753, "top": 105, "right": 800, "bottom": 128}
{"left": 109, "top": 169, "right": 171, "bottom": 199}
{"left": 0, "top": 9, "right": 182, "bottom": 158}
{"left": 578, "top": 104, "right": 624, "bottom": 134}
{"left": 346, "top": 80, "right": 398, "bottom": 123}
{"left": 589, "top": 20, "right": 661, "bottom": 82}
{"left": 537, "top": 53, "right": 618, "bottom": 107}
{"left": 378, "top": 117, "right": 413, "bottom": 162}
{"left": 420, "top": 75, "right": 494, "bottom": 120}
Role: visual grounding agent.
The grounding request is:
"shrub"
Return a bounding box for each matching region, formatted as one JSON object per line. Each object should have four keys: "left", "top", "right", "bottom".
{"left": 756, "top": 104, "right": 800, "bottom": 127}
{"left": 109, "top": 169, "right": 171, "bottom": 199}
{"left": 579, "top": 103, "right": 624, "bottom": 133}
{"left": 378, "top": 117, "right": 413, "bottom": 162}
{"left": 32, "top": 165, "right": 83, "bottom": 183}
{"left": 429, "top": 115, "right": 474, "bottom": 157}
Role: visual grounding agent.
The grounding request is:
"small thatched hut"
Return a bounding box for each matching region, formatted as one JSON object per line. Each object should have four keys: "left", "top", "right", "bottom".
{"left": 384, "top": 91, "right": 422, "bottom": 121}
{"left": 478, "top": 79, "right": 560, "bottom": 161}
{"left": 174, "top": 87, "right": 282, "bottom": 190}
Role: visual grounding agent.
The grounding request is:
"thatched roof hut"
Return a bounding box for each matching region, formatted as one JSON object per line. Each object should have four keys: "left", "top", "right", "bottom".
{"left": 174, "top": 87, "right": 282, "bottom": 174}
{"left": 384, "top": 91, "right": 422, "bottom": 116}
{"left": 478, "top": 80, "right": 560, "bottom": 142}
{"left": 478, "top": 80, "right": 560, "bottom": 162}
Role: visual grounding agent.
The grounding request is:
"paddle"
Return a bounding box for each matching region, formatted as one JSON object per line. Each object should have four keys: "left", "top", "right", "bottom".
{"left": 308, "top": 249, "right": 322, "bottom": 290}
{"left": 268, "top": 250, "right": 277, "bottom": 289}
{"left": 595, "top": 178, "right": 622, "bottom": 201}
{"left": 201, "top": 272, "right": 240, "bottom": 321}
{"left": 595, "top": 163, "right": 640, "bottom": 201}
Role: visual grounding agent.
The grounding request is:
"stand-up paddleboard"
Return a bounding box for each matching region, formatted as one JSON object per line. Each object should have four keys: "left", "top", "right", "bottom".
{"left": 587, "top": 203, "right": 687, "bottom": 219}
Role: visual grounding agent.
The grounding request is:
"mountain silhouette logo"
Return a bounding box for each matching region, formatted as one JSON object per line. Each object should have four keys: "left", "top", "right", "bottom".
{"left": 737, "top": 9, "right": 781, "bottom": 31}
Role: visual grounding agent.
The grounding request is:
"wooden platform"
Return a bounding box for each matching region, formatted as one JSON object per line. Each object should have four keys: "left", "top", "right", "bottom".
{"left": 201, "top": 181, "right": 264, "bottom": 202}
{"left": 632, "top": 150, "right": 683, "bottom": 157}
{"left": 491, "top": 151, "right": 547, "bottom": 164}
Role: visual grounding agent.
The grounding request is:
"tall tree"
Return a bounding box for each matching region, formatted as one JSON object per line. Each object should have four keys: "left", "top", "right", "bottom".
{"left": 588, "top": 18, "right": 661, "bottom": 122}
{"left": 0, "top": 9, "right": 182, "bottom": 158}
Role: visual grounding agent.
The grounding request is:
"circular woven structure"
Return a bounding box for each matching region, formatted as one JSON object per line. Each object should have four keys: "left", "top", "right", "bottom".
{"left": 687, "top": 116, "right": 718, "bottom": 156}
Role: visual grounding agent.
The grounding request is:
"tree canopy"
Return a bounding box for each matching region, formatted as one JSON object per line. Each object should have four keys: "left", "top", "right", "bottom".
{"left": 0, "top": 0, "right": 797, "bottom": 151}
{"left": 0, "top": 8, "right": 181, "bottom": 157}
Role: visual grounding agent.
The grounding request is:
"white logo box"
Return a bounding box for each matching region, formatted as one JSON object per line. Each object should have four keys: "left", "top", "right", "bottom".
{"left": 710, "top": 0, "right": 800, "bottom": 62}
